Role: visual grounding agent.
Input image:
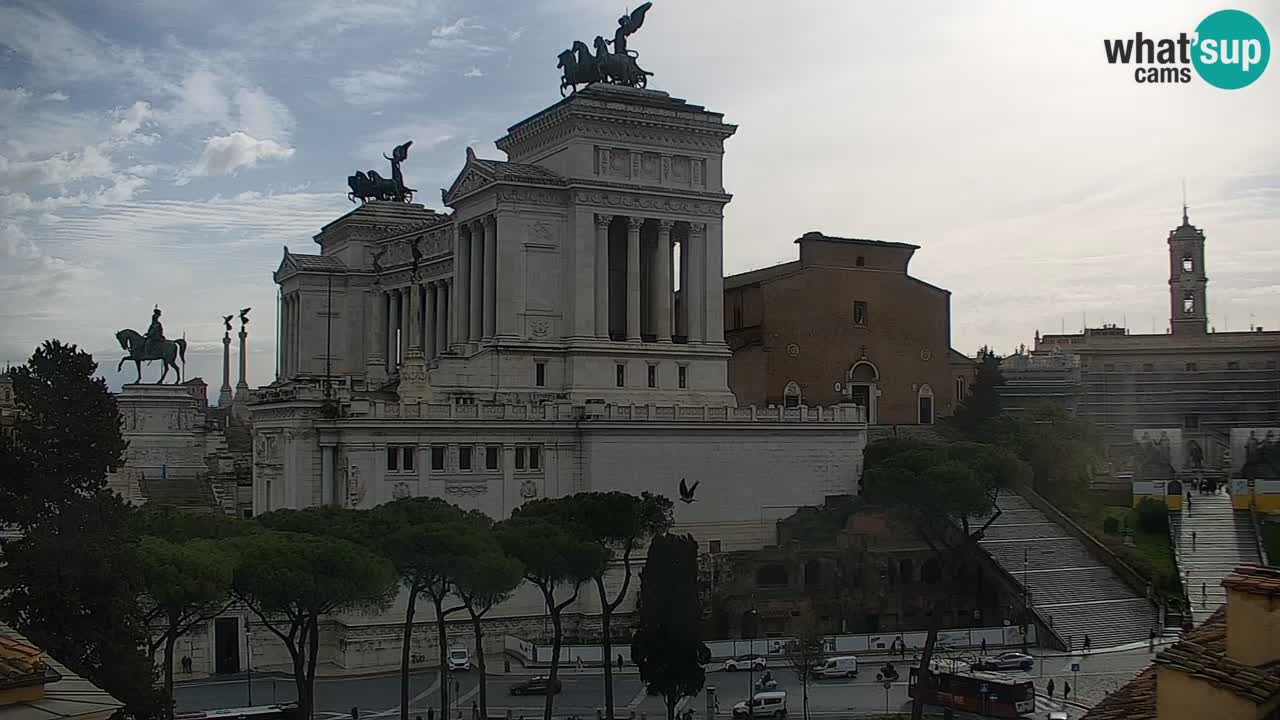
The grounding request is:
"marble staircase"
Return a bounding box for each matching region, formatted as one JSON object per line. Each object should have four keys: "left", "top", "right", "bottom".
{"left": 1171, "top": 491, "right": 1260, "bottom": 625}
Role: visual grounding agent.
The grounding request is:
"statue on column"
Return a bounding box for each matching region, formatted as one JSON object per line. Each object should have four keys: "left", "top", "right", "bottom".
{"left": 114, "top": 305, "right": 188, "bottom": 384}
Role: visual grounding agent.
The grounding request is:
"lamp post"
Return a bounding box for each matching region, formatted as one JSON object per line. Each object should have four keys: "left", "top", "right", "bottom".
{"left": 745, "top": 607, "right": 759, "bottom": 720}
{"left": 245, "top": 619, "right": 253, "bottom": 706}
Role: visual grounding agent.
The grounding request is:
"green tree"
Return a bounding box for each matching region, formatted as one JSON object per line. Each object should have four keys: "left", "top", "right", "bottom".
{"left": 783, "top": 620, "right": 825, "bottom": 720}
{"left": 136, "top": 536, "right": 235, "bottom": 717}
{"left": 372, "top": 497, "right": 479, "bottom": 720}
{"left": 453, "top": 529, "right": 524, "bottom": 720}
{"left": 861, "top": 438, "right": 1028, "bottom": 720}
{"left": 231, "top": 530, "right": 398, "bottom": 719}
{"left": 497, "top": 511, "right": 606, "bottom": 720}
{"left": 0, "top": 342, "right": 164, "bottom": 719}
{"left": 515, "top": 492, "right": 674, "bottom": 720}
{"left": 951, "top": 347, "right": 1004, "bottom": 429}
{"left": 630, "top": 534, "right": 708, "bottom": 720}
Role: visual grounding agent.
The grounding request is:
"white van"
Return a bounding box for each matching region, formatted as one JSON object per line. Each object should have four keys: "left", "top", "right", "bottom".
{"left": 813, "top": 656, "right": 859, "bottom": 679}
{"left": 447, "top": 646, "right": 470, "bottom": 672}
{"left": 732, "top": 691, "right": 787, "bottom": 718}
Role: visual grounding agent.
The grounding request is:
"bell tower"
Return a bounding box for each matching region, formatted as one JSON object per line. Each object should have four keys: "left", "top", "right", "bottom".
{"left": 1168, "top": 205, "right": 1208, "bottom": 336}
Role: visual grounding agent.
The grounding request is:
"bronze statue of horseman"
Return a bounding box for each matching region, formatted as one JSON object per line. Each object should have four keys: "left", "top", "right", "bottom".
{"left": 348, "top": 141, "right": 416, "bottom": 203}
{"left": 558, "top": 3, "right": 655, "bottom": 96}
{"left": 115, "top": 306, "right": 187, "bottom": 384}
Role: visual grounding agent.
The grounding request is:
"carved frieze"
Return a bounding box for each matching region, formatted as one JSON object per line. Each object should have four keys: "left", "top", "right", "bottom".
{"left": 495, "top": 188, "right": 566, "bottom": 207}
{"left": 573, "top": 191, "right": 722, "bottom": 217}
{"left": 529, "top": 319, "right": 551, "bottom": 338}
{"left": 519, "top": 479, "right": 538, "bottom": 499}
{"left": 392, "top": 482, "right": 411, "bottom": 500}
{"left": 445, "top": 483, "right": 488, "bottom": 496}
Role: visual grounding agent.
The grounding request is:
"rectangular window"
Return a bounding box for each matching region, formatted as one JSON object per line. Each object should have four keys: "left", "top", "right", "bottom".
{"left": 529, "top": 446, "right": 541, "bottom": 470}
{"left": 1228, "top": 361, "right": 1240, "bottom": 370}
{"left": 402, "top": 447, "right": 415, "bottom": 472}
{"left": 1142, "top": 363, "right": 1154, "bottom": 372}
{"left": 1269, "top": 361, "right": 1278, "bottom": 370}
{"left": 1186, "top": 362, "right": 1198, "bottom": 372}
{"left": 386, "top": 447, "right": 399, "bottom": 471}
{"left": 485, "top": 446, "right": 499, "bottom": 471}
{"left": 535, "top": 362, "right": 546, "bottom": 387}
{"left": 1104, "top": 364, "right": 1115, "bottom": 372}
{"left": 616, "top": 363, "right": 626, "bottom": 387}
{"left": 853, "top": 301, "right": 868, "bottom": 326}
{"left": 647, "top": 365, "right": 657, "bottom": 388}
{"left": 431, "top": 446, "right": 445, "bottom": 471}
{"left": 1184, "top": 415, "right": 1200, "bottom": 430}
{"left": 678, "top": 366, "right": 687, "bottom": 389}
{"left": 709, "top": 540, "right": 722, "bottom": 554}
{"left": 515, "top": 447, "right": 526, "bottom": 470}
{"left": 458, "top": 446, "right": 472, "bottom": 471}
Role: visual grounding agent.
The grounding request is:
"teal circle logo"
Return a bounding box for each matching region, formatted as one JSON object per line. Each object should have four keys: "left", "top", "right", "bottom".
{"left": 1193, "top": 9, "right": 1270, "bottom": 89}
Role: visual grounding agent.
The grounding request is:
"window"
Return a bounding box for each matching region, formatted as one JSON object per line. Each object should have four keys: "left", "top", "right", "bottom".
{"left": 616, "top": 363, "right": 626, "bottom": 387}
{"left": 647, "top": 365, "right": 657, "bottom": 388}
{"left": 1183, "top": 292, "right": 1195, "bottom": 314}
{"left": 242, "top": 509, "right": 252, "bottom": 519}
{"left": 1143, "top": 363, "right": 1154, "bottom": 372}
{"left": 855, "top": 256, "right": 865, "bottom": 267}
{"left": 387, "top": 446, "right": 414, "bottom": 472}
{"left": 386, "top": 447, "right": 399, "bottom": 471}
{"left": 1228, "top": 361, "right": 1240, "bottom": 370}
{"left": 756, "top": 565, "right": 788, "bottom": 588}
{"left": 535, "top": 362, "right": 546, "bottom": 387}
{"left": 458, "top": 446, "right": 472, "bottom": 471}
{"left": 899, "top": 559, "right": 914, "bottom": 584}
{"left": 954, "top": 376, "right": 966, "bottom": 401}
{"left": 783, "top": 381, "right": 802, "bottom": 408}
{"left": 529, "top": 446, "right": 541, "bottom": 470}
{"left": 485, "top": 446, "right": 499, "bottom": 471}
{"left": 1104, "top": 364, "right": 1115, "bottom": 372}
{"left": 1182, "top": 255, "right": 1194, "bottom": 273}
{"left": 431, "top": 446, "right": 445, "bottom": 471}
{"left": 853, "top": 301, "right": 868, "bottom": 326}
{"left": 708, "top": 540, "right": 722, "bottom": 554}
{"left": 1184, "top": 415, "right": 1200, "bottom": 430}
{"left": 678, "top": 365, "right": 687, "bottom": 389}
{"left": 515, "top": 447, "right": 526, "bottom": 470}
{"left": 402, "top": 447, "right": 414, "bottom": 472}
{"left": 917, "top": 384, "right": 935, "bottom": 425}
{"left": 732, "top": 303, "right": 743, "bottom": 329}
{"left": 1185, "top": 362, "right": 1197, "bottom": 372}
{"left": 1269, "top": 361, "right": 1278, "bottom": 370}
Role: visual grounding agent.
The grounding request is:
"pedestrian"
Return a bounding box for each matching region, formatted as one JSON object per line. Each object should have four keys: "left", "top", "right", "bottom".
{"left": 1187, "top": 491, "right": 1192, "bottom": 510}
{"left": 576, "top": 655, "right": 584, "bottom": 670}
{"left": 1192, "top": 530, "right": 1197, "bottom": 551}
{"left": 1046, "top": 679, "right": 1055, "bottom": 699}
{"left": 618, "top": 653, "right": 624, "bottom": 670}
{"left": 1149, "top": 628, "right": 1157, "bottom": 653}
{"left": 980, "top": 638, "right": 987, "bottom": 655}
{"left": 1202, "top": 582, "right": 1208, "bottom": 608}
{"left": 181, "top": 655, "right": 192, "bottom": 674}
{"left": 1064, "top": 681, "right": 1071, "bottom": 700}
{"left": 351, "top": 707, "right": 360, "bottom": 720}
{"left": 1083, "top": 635, "right": 1091, "bottom": 654}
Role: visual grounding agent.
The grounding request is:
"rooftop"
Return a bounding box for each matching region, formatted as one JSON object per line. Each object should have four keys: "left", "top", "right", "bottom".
{"left": 794, "top": 231, "right": 920, "bottom": 250}
{"left": 0, "top": 626, "right": 121, "bottom": 720}
{"left": 1222, "top": 564, "right": 1280, "bottom": 598}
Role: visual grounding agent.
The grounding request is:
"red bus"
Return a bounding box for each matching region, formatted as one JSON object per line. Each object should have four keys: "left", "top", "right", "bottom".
{"left": 908, "top": 666, "right": 1035, "bottom": 718}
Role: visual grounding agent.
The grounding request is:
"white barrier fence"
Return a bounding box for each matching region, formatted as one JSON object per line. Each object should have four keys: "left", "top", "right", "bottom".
{"left": 504, "top": 625, "right": 1034, "bottom": 665}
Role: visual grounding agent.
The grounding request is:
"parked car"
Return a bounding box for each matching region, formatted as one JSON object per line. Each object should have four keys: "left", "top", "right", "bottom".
{"left": 732, "top": 691, "right": 787, "bottom": 719}
{"left": 724, "top": 654, "right": 767, "bottom": 672}
{"left": 813, "top": 656, "right": 859, "bottom": 679}
{"left": 447, "top": 647, "right": 471, "bottom": 672}
{"left": 509, "top": 676, "right": 562, "bottom": 696}
{"left": 1047, "top": 711, "right": 1070, "bottom": 720}
{"left": 973, "top": 651, "right": 1035, "bottom": 671}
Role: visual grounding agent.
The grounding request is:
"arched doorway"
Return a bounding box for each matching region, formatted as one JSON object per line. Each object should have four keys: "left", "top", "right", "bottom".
{"left": 917, "top": 384, "right": 935, "bottom": 425}
{"left": 848, "top": 361, "right": 879, "bottom": 423}
{"left": 783, "top": 381, "right": 802, "bottom": 408}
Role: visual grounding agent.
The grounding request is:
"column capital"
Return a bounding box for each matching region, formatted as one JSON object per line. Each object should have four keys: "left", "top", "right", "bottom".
{"left": 482, "top": 214, "right": 496, "bottom": 230}
{"left": 626, "top": 216, "right": 645, "bottom": 231}
{"left": 657, "top": 219, "right": 676, "bottom": 232}
{"left": 470, "top": 217, "right": 486, "bottom": 234}
{"left": 689, "top": 222, "right": 707, "bottom": 239}
{"left": 595, "top": 213, "right": 614, "bottom": 228}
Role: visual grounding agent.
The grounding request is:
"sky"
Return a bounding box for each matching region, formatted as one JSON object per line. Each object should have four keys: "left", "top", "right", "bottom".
{"left": 1, "top": 0, "right": 1278, "bottom": 393}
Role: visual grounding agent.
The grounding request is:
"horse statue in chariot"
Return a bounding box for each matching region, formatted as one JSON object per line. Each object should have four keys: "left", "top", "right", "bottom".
{"left": 557, "top": 3, "right": 655, "bottom": 96}
{"left": 348, "top": 141, "right": 416, "bottom": 203}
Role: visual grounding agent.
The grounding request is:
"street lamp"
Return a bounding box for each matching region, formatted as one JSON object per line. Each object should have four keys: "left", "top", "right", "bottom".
{"left": 745, "top": 608, "right": 759, "bottom": 720}
{"left": 245, "top": 619, "right": 253, "bottom": 706}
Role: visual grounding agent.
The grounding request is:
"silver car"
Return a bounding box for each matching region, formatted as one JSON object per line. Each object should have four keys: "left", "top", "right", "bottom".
{"left": 974, "top": 651, "right": 1034, "bottom": 671}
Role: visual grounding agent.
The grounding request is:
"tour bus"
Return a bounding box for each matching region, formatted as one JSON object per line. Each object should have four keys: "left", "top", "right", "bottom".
{"left": 174, "top": 704, "right": 301, "bottom": 720}
{"left": 907, "top": 666, "right": 1035, "bottom": 718}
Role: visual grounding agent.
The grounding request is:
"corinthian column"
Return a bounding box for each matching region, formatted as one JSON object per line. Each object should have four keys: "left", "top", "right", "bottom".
{"left": 424, "top": 282, "right": 437, "bottom": 359}
{"left": 455, "top": 226, "right": 472, "bottom": 349}
{"left": 656, "top": 220, "right": 674, "bottom": 343}
{"left": 469, "top": 220, "right": 484, "bottom": 343}
{"left": 483, "top": 215, "right": 497, "bottom": 340}
{"left": 626, "top": 217, "right": 643, "bottom": 342}
{"left": 366, "top": 289, "right": 387, "bottom": 381}
{"left": 595, "top": 214, "right": 612, "bottom": 338}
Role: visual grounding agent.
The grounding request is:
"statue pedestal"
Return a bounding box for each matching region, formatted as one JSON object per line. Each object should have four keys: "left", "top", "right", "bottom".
{"left": 398, "top": 352, "right": 432, "bottom": 404}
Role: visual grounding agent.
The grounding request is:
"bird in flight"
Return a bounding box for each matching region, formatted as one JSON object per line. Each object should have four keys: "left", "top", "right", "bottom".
{"left": 678, "top": 478, "right": 699, "bottom": 503}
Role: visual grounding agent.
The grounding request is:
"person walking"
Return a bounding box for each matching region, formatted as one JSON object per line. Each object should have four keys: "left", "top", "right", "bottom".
{"left": 617, "top": 654, "right": 624, "bottom": 670}
{"left": 1046, "top": 679, "right": 1055, "bottom": 699}
{"left": 1064, "top": 681, "right": 1071, "bottom": 701}
{"left": 1083, "top": 634, "right": 1091, "bottom": 654}
{"left": 576, "top": 655, "right": 585, "bottom": 671}
{"left": 1192, "top": 530, "right": 1197, "bottom": 552}
{"left": 980, "top": 638, "right": 987, "bottom": 656}
{"left": 1186, "top": 491, "right": 1192, "bottom": 510}
{"left": 1202, "top": 582, "right": 1208, "bottom": 608}
{"left": 1149, "top": 628, "right": 1157, "bottom": 653}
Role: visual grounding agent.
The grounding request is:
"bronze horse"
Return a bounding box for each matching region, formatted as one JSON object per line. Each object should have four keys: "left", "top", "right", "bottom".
{"left": 115, "top": 329, "right": 187, "bottom": 384}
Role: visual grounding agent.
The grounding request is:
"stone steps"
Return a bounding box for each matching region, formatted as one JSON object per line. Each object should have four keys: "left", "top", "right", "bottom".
{"left": 1172, "top": 493, "right": 1260, "bottom": 626}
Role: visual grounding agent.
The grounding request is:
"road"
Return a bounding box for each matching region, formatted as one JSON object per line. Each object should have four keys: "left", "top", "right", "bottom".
{"left": 175, "top": 648, "right": 1157, "bottom": 718}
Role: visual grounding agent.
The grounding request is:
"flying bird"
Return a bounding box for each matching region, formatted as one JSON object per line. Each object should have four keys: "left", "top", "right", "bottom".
{"left": 678, "top": 478, "right": 699, "bottom": 504}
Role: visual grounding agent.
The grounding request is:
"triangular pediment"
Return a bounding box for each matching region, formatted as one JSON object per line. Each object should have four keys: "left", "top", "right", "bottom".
{"left": 274, "top": 247, "right": 297, "bottom": 280}
{"left": 442, "top": 156, "right": 497, "bottom": 206}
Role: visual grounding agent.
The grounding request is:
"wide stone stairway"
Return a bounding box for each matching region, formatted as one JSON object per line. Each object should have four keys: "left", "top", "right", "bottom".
{"left": 1171, "top": 491, "right": 1260, "bottom": 624}
{"left": 979, "top": 492, "right": 1158, "bottom": 649}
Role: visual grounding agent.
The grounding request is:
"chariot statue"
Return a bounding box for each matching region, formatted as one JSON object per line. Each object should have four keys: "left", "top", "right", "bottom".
{"left": 348, "top": 141, "right": 416, "bottom": 203}
{"left": 558, "top": 3, "right": 655, "bottom": 96}
{"left": 115, "top": 306, "right": 187, "bottom": 384}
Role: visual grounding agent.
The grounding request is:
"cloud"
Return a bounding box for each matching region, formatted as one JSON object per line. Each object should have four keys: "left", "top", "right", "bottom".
{"left": 162, "top": 68, "right": 232, "bottom": 129}
{"left": 463, "top": 66, "right": 485, "bottom": 79}
{"left": 187, "top": 132, "right": 295, "bottom": 178}
{"left": 0, "top": 145, "right": 113, "bottom": 186}
{"left": 432, "top": 18, "right": 479, "bottom": 39}
{"left": 428, "top": 17, "right": 498, "bottom": 53}
{"left": 111, "top": 100, "right": 152, "bottom": 136}
{"left": 233, "top": 87, "right": 294, "bottom": 142}
{"left": 331, "top": 69, "right": 414, "bottom": 106}
{"left": 0, "top": 87, "right": 33, "bottom": 112}
{"left": 42, "top": 91, "right": 69, "bottom": 102}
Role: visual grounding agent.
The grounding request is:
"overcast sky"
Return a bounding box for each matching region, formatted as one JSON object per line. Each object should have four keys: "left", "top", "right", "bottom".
{"left": 1, "top": 0, "right": 1278, "bottom": 392}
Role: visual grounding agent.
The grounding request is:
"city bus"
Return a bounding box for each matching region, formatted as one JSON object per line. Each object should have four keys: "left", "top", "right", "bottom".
{"left": 175, "top": 704, "right": 302, "bottom": 720}
{"left": 907, "top": 666, "right": 1035, "bottom": 718}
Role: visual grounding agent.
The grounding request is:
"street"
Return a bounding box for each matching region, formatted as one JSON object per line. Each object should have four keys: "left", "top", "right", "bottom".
{"left": 174, "top": 647, "right": 1156, "bottom": 719}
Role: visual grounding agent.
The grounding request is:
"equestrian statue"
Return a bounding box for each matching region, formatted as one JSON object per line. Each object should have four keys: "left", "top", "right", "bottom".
{"left": 348, "top": 140, "right": 416, "bottom": 203}
{"left": 558, "top": 3, "right": 654, "bottom": 96}
{"left": 115, "top": 306, "right": 187, "bottom": 384}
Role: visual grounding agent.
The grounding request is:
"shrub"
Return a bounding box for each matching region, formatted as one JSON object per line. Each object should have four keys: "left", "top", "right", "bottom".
{"left": 1136, "top": 498, "right": 1169, "bottom": 534}
{"left": 1103, "top": 516, "right": 1120, "bottom": 535}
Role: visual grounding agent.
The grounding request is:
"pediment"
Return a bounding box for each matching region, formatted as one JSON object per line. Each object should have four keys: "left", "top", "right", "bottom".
{"left": 442, "top": 163, "right": 496, "bottom": 206}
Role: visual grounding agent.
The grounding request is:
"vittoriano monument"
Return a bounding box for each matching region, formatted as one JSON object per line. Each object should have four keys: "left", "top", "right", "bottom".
{"left": 347, "top": 140, "right": 416, "bottom": 203}
{"left": 558, "top": 2, "right": 654, "bottom": 95}
{"left": 116, "top": 306, "right": 188, "bottom": 384}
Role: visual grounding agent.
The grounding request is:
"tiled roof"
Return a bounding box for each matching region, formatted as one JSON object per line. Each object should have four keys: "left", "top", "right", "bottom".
{"left": 723, "top": 261, "right": 801, "bottom": 290}
{"left": 0, "top": 631, "right": 48, "bottom": 688}
{"left": 289, "top": 254, "right": 346, "bottom": 272}
{"left": 1222, "top": 564, "right": 1280, "bottom": 597}
{"left": 0, "top": 626, "right": 121, "bottom": 720}
{"left": 472, "top": 158, "right": 565, "bottom": 186}
{"left": 1081, "top": 666, "right": 1156, "bottom": 720}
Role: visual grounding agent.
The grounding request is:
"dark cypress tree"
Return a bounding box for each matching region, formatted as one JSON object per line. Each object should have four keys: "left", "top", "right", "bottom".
{"left": 630, "top": 534, "right": 708, "bottom": 720}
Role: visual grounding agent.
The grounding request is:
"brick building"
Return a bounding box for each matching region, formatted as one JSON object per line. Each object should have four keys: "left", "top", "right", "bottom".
{"left": 723, "top": 231, "right": 974, "bottom": 425}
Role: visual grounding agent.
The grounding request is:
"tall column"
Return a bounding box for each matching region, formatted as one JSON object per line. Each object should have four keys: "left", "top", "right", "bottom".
{"left": 288, "top": 295, "right": 297, "bottom": 374}
{"left": 438, "top": 280, "right": 450, "bottom": 353}
{"left": 321, "top": 445, "right": 335, "bottom": 506}
{"left": 686, "top": 224, "right": 706, "bottom": 342}
{"left": 483, "top": 215, "right": 497, "bottom": 340}
{"left": 455, "top": 226, "right": 472, "bottom": 348}
{"left": 626, "top": 217, "right": 643, "bottom": 342}
{"left": 220, "top": 331, "right": 233, "bottom": 405}
{"left": 399, "top": 287, "right": 411, "bottom": 361}
{"left": 424, "top": 282, "right": 437, "bottom": 359}
{"left": 676, "top": 237, "right": 688, "bottom": 339}
{"left": 656, "top": 220, "right": 674, "bottom": 343}
{"left": 237, "top": 324, "right": 248, "bottom": 389}
{"left": 594, "top": 214, "right": 612, "bottom": 338}
{"left": 469, "top": 220, "right": 484, "bottom": 343}
{"left": 408, "top": 283, "right": 423, "bottom": 351}
{"left": 704, "top": 220, "right": 725, "bottom": 344}
{"left": 366, "top": 289, "right": 386, "bottom": 379}
{"left": 387, "top": 290, "right": 399, "bottom": 370}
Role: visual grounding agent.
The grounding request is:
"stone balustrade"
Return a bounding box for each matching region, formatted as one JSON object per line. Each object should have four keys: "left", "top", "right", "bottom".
{"left": 354, "top": 399, "right": 865, "bottom": 424}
